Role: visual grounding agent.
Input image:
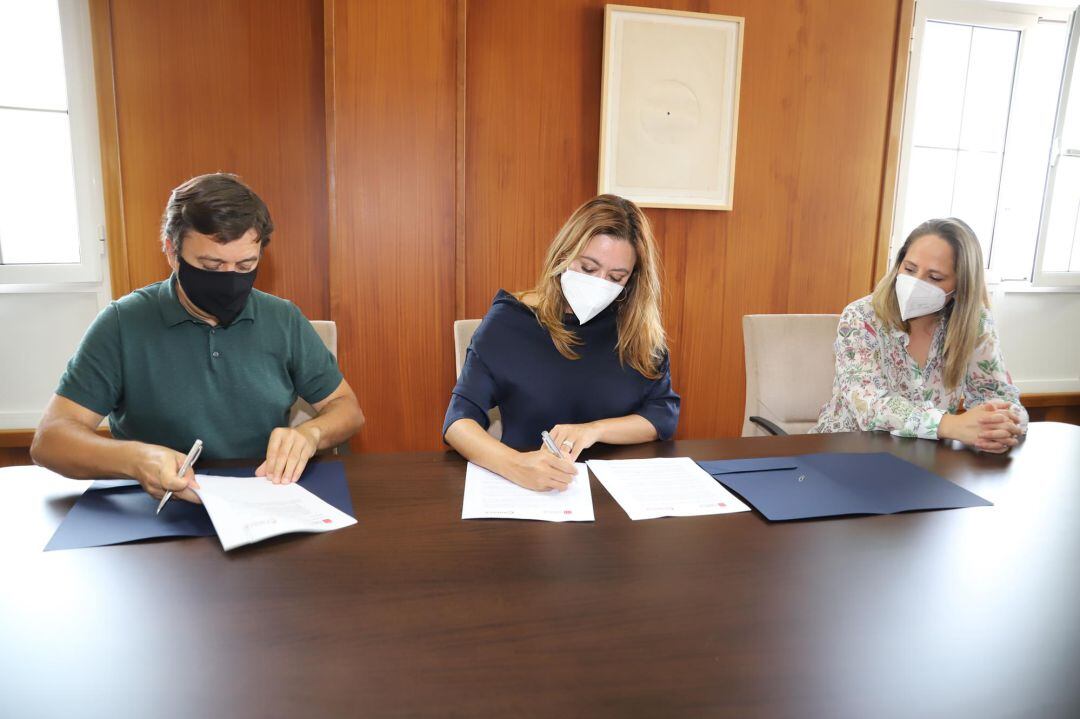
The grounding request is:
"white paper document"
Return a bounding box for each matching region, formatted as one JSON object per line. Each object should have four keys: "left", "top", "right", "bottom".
{"left": 462, "top": 462, "right": 594, "bottom": 522}
{"left": 193, "top": 474, "right": 356, "bottom": 551}
{"left": 586, "top": 457, "right": 750, "bottom": 521}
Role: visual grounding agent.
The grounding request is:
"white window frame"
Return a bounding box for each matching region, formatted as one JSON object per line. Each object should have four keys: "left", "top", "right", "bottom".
{"left": 1035, "top": 4, "right": 1080, "bottom": 285}
{"left": 892, "top": 0, "right": 1076, "bottom": 288}
{"left": 0, "top": 0, "right": 107, "bottom": 287}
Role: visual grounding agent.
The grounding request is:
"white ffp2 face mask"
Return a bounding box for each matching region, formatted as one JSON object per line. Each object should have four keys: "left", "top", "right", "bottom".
{"left": 560, "top": 269, "right": 624, "bottom": 324}
{"left": 895, "top": 272, "right": 954, "bottom": 321}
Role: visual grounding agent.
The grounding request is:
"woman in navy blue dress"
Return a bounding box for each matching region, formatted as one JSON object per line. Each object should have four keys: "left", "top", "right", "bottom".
{"left": 443, "top": 194, "right": 680, "bottom": 492}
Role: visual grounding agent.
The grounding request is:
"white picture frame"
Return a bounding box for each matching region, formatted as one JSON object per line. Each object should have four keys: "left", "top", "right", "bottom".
{"left": 598, "top": 5, "right": 744, "bottom": 211}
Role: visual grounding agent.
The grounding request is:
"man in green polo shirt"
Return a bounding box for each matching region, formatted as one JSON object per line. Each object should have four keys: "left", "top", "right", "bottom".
{"left": 31, "top": 173, "right": 364, "bottom": 503}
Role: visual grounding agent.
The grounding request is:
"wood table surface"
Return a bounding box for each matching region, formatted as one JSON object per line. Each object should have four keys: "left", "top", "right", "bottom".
{"left": 1, "top": 423, "right": 1077, "bottom": 718}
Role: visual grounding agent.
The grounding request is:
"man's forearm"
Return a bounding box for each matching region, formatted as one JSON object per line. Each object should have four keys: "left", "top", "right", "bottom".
{"left": 300, "top": 396, "right": 364, "bottom": 450}
{"left": 31, "top": 420, "right": 142, "bottom": 480}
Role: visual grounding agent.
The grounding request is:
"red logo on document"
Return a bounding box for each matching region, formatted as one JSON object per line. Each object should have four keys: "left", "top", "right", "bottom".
{"left": 718, "top": 503, "right": 727, "bottom": 507}
{"left": 564, "top": 510, "right": 572, "bottom": 514}
{"left": 322, "top": 518, "right": 333, "bottom": 524}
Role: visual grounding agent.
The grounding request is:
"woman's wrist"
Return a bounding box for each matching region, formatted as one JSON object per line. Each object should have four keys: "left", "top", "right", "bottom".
{"left": 937, "top": 413, "right": 956, "bottom": 442}
{"left": 491, "top": 443, "right": 525, "bottom": 479}
{"left": 582, "top": 420, "right": 605, "bottom": 445}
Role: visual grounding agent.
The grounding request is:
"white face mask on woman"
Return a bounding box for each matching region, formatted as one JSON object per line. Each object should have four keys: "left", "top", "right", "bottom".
{"left": 560, "top": 269, "right": 624, "bottom": 324}
{"left": 895, "top": 272, "right": 954, "bottom": 321}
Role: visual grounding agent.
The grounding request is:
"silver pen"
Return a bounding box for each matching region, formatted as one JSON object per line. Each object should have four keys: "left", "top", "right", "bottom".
{"left": 540, "top": 430, "right": 563, "bottom": 459}
{"left": 156, "top": 439, "right": 203, "bottom": 514}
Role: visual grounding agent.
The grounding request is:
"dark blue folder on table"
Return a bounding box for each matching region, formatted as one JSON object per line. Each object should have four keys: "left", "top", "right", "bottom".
{"left": 697, "top": 452, "right": 991, "bottom": 521}
{"left": 44, "top": 460, "right": 354, "bottom": 551}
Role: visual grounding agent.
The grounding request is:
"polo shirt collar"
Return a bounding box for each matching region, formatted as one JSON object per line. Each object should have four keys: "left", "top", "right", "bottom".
{"left": 158, "top": 274, "right": 257, "bottom": 327}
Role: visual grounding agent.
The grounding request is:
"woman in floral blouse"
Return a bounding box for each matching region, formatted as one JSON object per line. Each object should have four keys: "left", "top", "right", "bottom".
{"left": 812, "top": 217, "right": 1026, "bottom": 453}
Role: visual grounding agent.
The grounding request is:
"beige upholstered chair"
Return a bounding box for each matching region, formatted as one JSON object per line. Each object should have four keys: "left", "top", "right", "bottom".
{"left": 453, "top": 320, "right": 481, "bottom": 377}
{"left": 289, "top": 320, "right": 338, "bottom": 427}
{"left": 453, "top": 319, "right": 502, "bottom": 439}
{"left": 742, "top": 314, "right": 840, "bottom": 436}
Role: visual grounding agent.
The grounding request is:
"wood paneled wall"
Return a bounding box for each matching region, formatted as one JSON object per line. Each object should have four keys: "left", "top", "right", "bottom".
{"left": 325, "top": 0, "right": 458, "bottom": 452}
{"left": 92, "top": 0, "right": 908, "bottom": 452}
{"left": 0, "top": 447, "right": 31, "bottom": 469}
{"left": 98, "top": 0, "right": 330, "bottom": 320}
{"left": 462, "top": 0, "right": 901, "bottom": 439}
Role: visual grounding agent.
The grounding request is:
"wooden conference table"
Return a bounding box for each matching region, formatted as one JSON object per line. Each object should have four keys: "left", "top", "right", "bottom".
{"left": 1, "top": 423, "right": 1077, "bottom": 718}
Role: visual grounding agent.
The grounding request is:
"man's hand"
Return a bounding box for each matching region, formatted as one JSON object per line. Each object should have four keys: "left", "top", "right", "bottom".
{"left": 256, "top": 426, "right": 320, "bottom": 484}
{"left": 132, "top": 444, "right": 201, "bottom": 503}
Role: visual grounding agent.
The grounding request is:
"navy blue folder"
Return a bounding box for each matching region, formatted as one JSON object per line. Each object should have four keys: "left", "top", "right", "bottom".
{"left": 44, "top": 460, "right": 354, "bottom": 551}
{"left": 697, "top": 452, "right": 991, "bottom": 521}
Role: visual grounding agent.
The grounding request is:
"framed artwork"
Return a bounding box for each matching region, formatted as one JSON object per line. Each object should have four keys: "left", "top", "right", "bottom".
{"left": 598, "top": 5, "right": 744, "bottom": 210}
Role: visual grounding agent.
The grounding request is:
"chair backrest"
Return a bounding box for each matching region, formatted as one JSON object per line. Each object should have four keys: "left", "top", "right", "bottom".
{"left": 454, "top": 319, "right": 482, "bottom": 377}
{"left": 742, "top": 314, "right": 840, "bottom": 436}
{"left": 309, "top": 320, "right": 337, "bottom": 357}
{"left": 290, "top": 320, "right": 337, "bottom": 427}
{"left": 453, "top": 319, "right": 502, "bottom": 440}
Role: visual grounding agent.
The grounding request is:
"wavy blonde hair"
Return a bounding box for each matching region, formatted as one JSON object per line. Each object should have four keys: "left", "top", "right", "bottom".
{"left": 517, "top": 194, "right": 667, "bottom": 379}
{"left": 871, "top": 218, "right": 989, "bottom": 389}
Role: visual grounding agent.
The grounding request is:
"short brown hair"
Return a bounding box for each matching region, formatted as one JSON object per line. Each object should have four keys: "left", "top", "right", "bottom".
{"left": 161, "top": 173, "right": 274, "bottom": 254}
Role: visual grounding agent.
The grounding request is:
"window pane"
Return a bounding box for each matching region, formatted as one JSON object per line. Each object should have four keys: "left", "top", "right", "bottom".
{"left": 901, "top": 147, "right": 957, "bottom": 239}
{"left": 1061, "top": 26, "right": 1080, "bottom": 151}
{"left": 912, "top": 22, "right": 971, "bottom": 148}
{"left": 1042, "top": 156, "right": 1080, "bottom": 272}
{"left": 992, "top": 19, "right": 1068, "bottom": 280}
{"left": 958, "top": 27, "right": 1019, "bottom": 152}
{"left": 903, "top": 21, "right": 1030, "bottom": 273}
{"left": 952, "top": 150, "right": 1002, "bottom": 259}
{"left": 0, "top": 108, "right": 80, "bottom": 264}
{"left": 0, "top": 0, "right": 68, "bottom": 110}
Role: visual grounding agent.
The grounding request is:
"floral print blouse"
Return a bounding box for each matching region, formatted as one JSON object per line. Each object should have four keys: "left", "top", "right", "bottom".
{"left": 811, "top": 296, "right": 1028, "bottom": 438}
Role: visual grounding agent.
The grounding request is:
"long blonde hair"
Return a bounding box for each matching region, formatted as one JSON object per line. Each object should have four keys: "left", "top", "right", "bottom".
{"left": 871, "top": 218, "right": 989, "bottom": 389}
{"left": 518, "top": 194, "right": 667, "bottom": 379}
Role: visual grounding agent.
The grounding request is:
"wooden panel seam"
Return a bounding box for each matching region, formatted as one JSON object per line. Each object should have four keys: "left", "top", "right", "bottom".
{"left": 872, "top": 0, "right": 916, "bottom": 287}
{"left": 88, "top": 0, "right": 130, "bottom": 299}
{"left": 455, "top": 0, "right": 467, "bottom": 320}
{"left": 324, "top": 0, "right": 338, "bottom": 314}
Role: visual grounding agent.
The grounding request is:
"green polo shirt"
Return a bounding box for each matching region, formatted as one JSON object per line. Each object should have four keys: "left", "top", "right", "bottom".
{"left": 56, "top": 276, "right": 344, "bottom": 460}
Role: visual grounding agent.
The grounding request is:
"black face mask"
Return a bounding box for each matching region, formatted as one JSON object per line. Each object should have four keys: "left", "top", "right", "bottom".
{"left": 176, "top": 256, "right": 257, "bottom": 327}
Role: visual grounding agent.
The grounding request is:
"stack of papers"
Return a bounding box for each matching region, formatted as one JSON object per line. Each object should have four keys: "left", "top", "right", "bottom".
{"left": 586, "top": 457, "right": 750, "bottom": 520}
{"left": 44, "top": 462, "right": 355, "bottom": 551}
{"left": 461, "top": 462, "right": 594, "bottom": 521}
{"left": 194, "top": 474, "right": 356, "bottom": 551}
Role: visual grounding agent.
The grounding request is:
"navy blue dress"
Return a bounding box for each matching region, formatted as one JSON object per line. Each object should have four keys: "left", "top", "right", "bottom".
{"left": 442, "top": 290, "right": 681, "bottom": 450}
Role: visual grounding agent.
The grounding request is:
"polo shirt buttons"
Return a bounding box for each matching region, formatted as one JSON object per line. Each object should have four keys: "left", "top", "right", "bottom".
{"left": 213, "top": 351, "right": 221, "bottom": 358}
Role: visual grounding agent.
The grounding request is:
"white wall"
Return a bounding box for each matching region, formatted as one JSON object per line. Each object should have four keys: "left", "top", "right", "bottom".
{"left": 992, "top": 287, "right": 1080, "bottom": 394}
{"left": 0, "top": 286, "right": 111, "bottom": 429}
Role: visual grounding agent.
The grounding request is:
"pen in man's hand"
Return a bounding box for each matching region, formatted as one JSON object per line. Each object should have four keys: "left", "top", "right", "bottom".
{"left": 156, "top": 439, "right": 203, "bottom": 515}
